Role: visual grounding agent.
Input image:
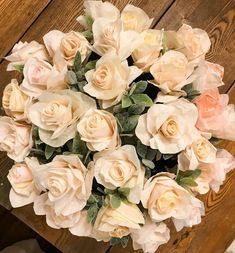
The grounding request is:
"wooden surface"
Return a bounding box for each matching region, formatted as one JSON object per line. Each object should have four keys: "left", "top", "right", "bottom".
{"left": 0, "top": 0, "right": 234, "bottom": 252}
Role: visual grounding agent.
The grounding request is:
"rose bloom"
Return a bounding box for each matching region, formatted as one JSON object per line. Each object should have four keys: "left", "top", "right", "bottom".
{"left": 178, "top": 137, "right": 217, "bottom": 171}
{"left": 150, "top": 50, "right": 195, "bottom": 97}
{"left": 141, "top": 174, "right": 205, "bottom": 231}
{"left": 43, "top": 30, "right": 90, "bottom": 65}
{"left": 28, "top": 90, "right": 96, "bottom": 147}
{"left": 132, "top": 29, "right": 163, "bottom": 72}
{"left": 77, "top": 109, "right": 120, "bottom": 151}
{"left": 136, "top": 98, "right": 200, "bottom": 154}
{"left": 192, "top": 60, "right": 224, "bottom": 92}
{"left": 130, "top": 217, "right": 170, "bottom": 253}
{"left": 84, "top": 50, "right": 142, "bottom": 108}
{"left": 177, "top": 24, "right": 211, "bottom": 63}
{"left": 2, "top": 79, "right": 31, "bottom": 121}
{"left": 93, "top": 201, "right": 145, "bottom": 241}
{"left": 121, "top": 4, "right": 153, "bottom": 32}
{"left": 0, "top": 116, "right": 33, "bottom": 162}
{"left": 5, "top": 41, "right": 49, "bottom": 71}
{"left": 92, "top": 145, "right": 145, "bottom": 203}
{"left": 32, "top": 155, "right": 94, "bottom": 216}
{"left": 7, "top": 157, "right": 40, "bottom": 208}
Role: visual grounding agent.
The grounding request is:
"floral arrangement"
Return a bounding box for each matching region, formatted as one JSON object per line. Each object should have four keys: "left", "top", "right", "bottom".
{"left": 1, "top": 1, "right": 235, "bottom": 252}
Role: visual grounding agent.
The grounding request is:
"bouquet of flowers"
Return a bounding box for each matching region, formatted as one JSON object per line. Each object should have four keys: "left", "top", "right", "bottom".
{"left": 1, "top": 1, "right": 235, "bottom": 252}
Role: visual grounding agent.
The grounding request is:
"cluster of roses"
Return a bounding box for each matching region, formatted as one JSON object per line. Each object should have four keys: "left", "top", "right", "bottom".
{"left": 1, "top": 1, "right": 235, "bottom": 253}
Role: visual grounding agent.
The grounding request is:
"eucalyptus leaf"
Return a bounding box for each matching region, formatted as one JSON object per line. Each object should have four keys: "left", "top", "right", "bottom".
{"left": 133, "top": 81, "right": 148, "bottom": 94}
{"left": 85, "top": 60, "right": 97, "bottom": 72}
{"left": 142, "top": 159, "right": 155, "bottom": 169}
{"left": 122, "top": 95, "right": 132, "bottom": 108}
{"left": 118, "top": 187, "right": 130, "bottom": 197}
{"left": 45, "top": 145, "right": 55, "bottom": 160}
{"left": 87, "top": 194, "right": 99, "bottom": 205}
{"left": 179, "top": 177, "right": 198, "bottom": 187}
{"left": 72, "top": 133, "right": 87, "bottom": 156}
{"left": 129, "top": 83, "right": 137, "bottom": 96}
{"left": 110, "top": 194, "right": 121, "bottom": 209}
{"left": 146, "top": 148, "right": 157, "bottom": 161}
{"left": 65, "top": 71, "right": 77, "bottom": 85}
{"left": 82, "top": 30, "right": 93, "bottom": 41}
{"left": 13, "top": 64, "right": 24, "bottom": 73}
{"left": 128, "top": 103, "right": 145, "bottom": 115}
{"left": 113, "top": 104, "right": 123, "bottom": 114}
{"left": 137, "top": 141, "right": 148, "bottom": 159}
{"left": 120, "top": 236, "right": 129, "bottom": 248}
{"left": 85, "top": 14, "right": 94, "bottom": 29}
{"left": 74, "top": 51, "right": 82, "bottom": 72}
{"left": 123, "top": 115, "right": 139, "bottom": 132}
{"left": 163, "top": 153, "right": 174, "bottom": 160}
{"left": 156, "top": 151, "right": 162, "bottom": 161}
{"left": 104, "top": 188, "right": 116, "bottom": 195}
{"left": 131, "top": 94, "right": 153, "bottom": 107}
{"left": 209, "top": 137, "right": 221, "bottom": 145}
{"left": 87, "top": 203, "right": 99, "bottom": 223}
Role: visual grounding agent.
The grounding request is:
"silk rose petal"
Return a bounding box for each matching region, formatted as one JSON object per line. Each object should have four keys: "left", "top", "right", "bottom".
{"left": 136, "top": 98, "right": 200, "bottom": 154}
{"left": 93, "top": 145, "right": 145, "bottom": 203}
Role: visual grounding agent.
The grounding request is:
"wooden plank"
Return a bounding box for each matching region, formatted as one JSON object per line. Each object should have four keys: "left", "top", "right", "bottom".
{"left": 155, "top": 0, "right": 235, "bottom": 93}
{"left": 0, "top": 0, "right": 51, "bottom": 59}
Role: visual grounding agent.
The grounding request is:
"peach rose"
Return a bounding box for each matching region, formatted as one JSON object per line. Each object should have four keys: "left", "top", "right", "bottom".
{"left": 121, "top": 4, "right": 153, "bottom": 32}
{"left": 77, "top": 109, "right": 120, "bottom": 151}
{"left": 5, "top": 41, "right": 49, "bottom": 71}
{"left": 130, "top": 217, "right": 170, "bottom": 253}
{"left": 135, "top": 98, "right": 200, "bottom": 154}
{"left": 2, "top": 79, "right": 31, "bottom": 121}
{"left": 141, "top": 174, "right": 205, "bottom": 231}
{"left": 43, "top": 30, "right": 90, "bottom": 65}
{"left": 8, "top": 157, "right": 40, "bottom": 208}
{"left": 28, "top": 90, "right": 96, "bottom": 147}
{"left": 0, "top": 116, "right": 33, "bottom": 162}
{"left": 92, "top": 145, "right": 145, "bottom": 203}
{"left": 132, "top": 29, "right": 163, "bottom": 72}
{"left": 84, "top": 50, "right": 142, "bottom": 108}
{"left": 21, "top": 55, "right": 67, "bottom": 98}
{"left": 93, "top": 202, "right": 144, "bottom": 241}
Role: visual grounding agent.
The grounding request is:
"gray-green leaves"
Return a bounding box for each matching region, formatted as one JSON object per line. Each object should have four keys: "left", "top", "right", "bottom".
{"left": 182, "top": 83, "right": 200, "bottom": 101}
{"left": 176, "top": 169, "right": 201, "bottom": 188}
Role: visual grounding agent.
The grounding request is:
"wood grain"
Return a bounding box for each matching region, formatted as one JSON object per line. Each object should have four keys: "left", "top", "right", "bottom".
{"left": 0, "top": 0, "right": 51, "bottom": 60}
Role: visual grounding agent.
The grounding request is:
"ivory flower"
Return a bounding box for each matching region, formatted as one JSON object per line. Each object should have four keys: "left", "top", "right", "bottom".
{"left": 2, "top": 79, "right": 31, "bottom": 121}
{"left": 93, "top": 202, "right": 145, "bottom": 241}
{"left": 43, "top": 30, "right": 90, "bottom": 65}
{"left": 136, "top": 98, "right": 200, "bottom": 154}
{"left": 130, "top": 217, "right": 170, "bottom": 253}
{"left": 8, "top": 157, "right": 40, "bottom": 208}
{"left": 28, "top": 90, "right": 96, "bottom": 147}
{"left": 121, "top": 4, "right": 153, "bottom": 32}
{"left": 92, "top": 145, "right": 145, "bottom": 203}
{"left": 141, "top": 174, "right": 205, "bottom": 231}
{"left": 84, "top": 50, "right": 142, "bottom": 108}
{"left": 0, "top": 116, "right": 33, "bottom": 162}
{"left": 5, "top": 41, "right": 49, "bottom": 71}
{"left": 77, "top": 109, "right": 120, "bottom": 151}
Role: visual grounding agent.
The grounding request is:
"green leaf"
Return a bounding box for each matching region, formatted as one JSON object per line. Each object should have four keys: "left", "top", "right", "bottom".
{"left": 179, "top": 177, "right": 198, "bottom": 187}
{"left": 87, "top": 203, "right": 99, "bottom": 223}
{"left": 85, "top": 60, "right": 97, "bottom": 72}
{"left": 128, "top": 83, "right": 137, "bottom": 96}
{"left": 74, "top": 51, "right": 82, "bottom": 72}
{"left": 120, "top": 236, "right": 129, "bottom": 248}
{"left": 82, "top": 30, "right": 93, "bottom": 41}
{"left": 182, "top": 83, "right": 193, "bottom": 93}
{"left": 181, "top": 169, "right": 201, "bottom": 179}
{"left": 13, "top": 64, "right": 24, "bottom": 73}
{"left": 156, "top": 151, "right": 162, "bottom": 161}
{"left": 45, "top": 145, "right": 55, "bottom": 160}
{"left": 85, "top": 14, "right": 94, "bottom": 29}
{"left": 65, "top": 71, "right": 77, "bottom": 85}
{"left": 163, "top": 153, "right": 174, "bottom": 160}
{"left": 209, "top": 137, "right": 221, "bottom": 145}
{"left": 145, "top": 167, "right": 152, "bottom": 179}
{"left": 137, "top": 141, "right": 148, "bottom": 159}
{"left": 146, "top": 148, "right": 157, "bottom": 161}
{"left": 77, "top": 81, "right": 87, "bottom": 92}
{"left": 162, "top": 32, "right": 168, "bottom": 54}
{"left": 118, "top": 187, "right": 130, "bottom": 197}
{"left": 128, "top": 103, "right": 145, "bottom": 115}
{"left": 122, "top": 95, "right": 132, "bottom": 108}
{"left": 113, "top": 104, "right": 124, "bottom": 114}
{"left": 131, "top": 94, "right": 153, "bottom": 107}
{"left": 104, "top": 188, "right": 116, "bottom": 195}
{"left": 133, "top": 81, "right": 148, "bottom": 94}
{"left": 142, "top": 159, "right": 155, "bottom": 169}
{"left": 124, "top": 115, "right": 140, "bottom": 132}
{"left": 110, "top": 194, "right": 121, "bottom": 209}
{"left": 87, "top": 194, "right": 99, "bottom": 205}
{"left": 110, "top": 237, "right": 121, "bottom": 246}
{"left": 72, "top": 133, "right": 87, "bottom": 156}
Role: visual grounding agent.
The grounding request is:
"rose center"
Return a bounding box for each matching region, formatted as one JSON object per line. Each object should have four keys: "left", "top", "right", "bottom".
{"left": 155, "top": 191, "right": 179, "bottom": 214}
{"left": 92, "top": 64, "right": 112, "bottom": 90}
{"left": 160, "top": 117, "right": 179, "bottom": 138}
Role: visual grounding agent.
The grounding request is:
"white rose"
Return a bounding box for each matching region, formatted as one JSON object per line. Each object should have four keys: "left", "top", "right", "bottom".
{"left": 130, "top": 217, "right": 170, "bottom": 253}
{"left": 132, "top": 29, "right": 163, "bottom": 72}
{"left": 121, "top": 4, "right": 153, "bottom": 32}
{"left": 135, "top": 98, "right": 200, "bottom": 154}
{"left": 5, "top": 41, "right": 49, "bottom": 71}
{"left": 93, "top": 201, "right": 145, "bottom": 241}
{"left": 2, "top": 79, "right": 31, "bottom": 121}
{"left": 141, "top": 174, "right": 205, "bottom": 231}
{"left": 28, "top": 90, "right": 96, "bottom": 147}
{"left": 0, "top": 116, "right": 33, "bottom": 162}
{"left": 77, "top": 109, "right": 120, "bottom": 151}
{"left": 43, "top": 30, "right": 90, "bottom": 65}
{"left": 84, "top": 50, "right": 142, "bottom": 108}
{"left": 92, "top": 145, "right": 145, "bottom": 203}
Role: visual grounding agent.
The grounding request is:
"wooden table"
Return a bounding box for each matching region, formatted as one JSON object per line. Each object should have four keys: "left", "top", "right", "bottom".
{"left": 0, "top": 0, "right": 234, "bottom": 252}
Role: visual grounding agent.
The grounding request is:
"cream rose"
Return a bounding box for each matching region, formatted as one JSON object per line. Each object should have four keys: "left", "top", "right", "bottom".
{"left": 2, "top": 79, "right": 31, "bottom": 121}
{"left": 93, "top": 201, "right": 145, "bottom": 241}
{"left": 32, "top": 155, "right": 94, "bottom": 216}
{"left": 136, "top": 98, "right": 200, "bottom": 154}
{"left": 7, "top": 157, "right": 40, "bottom": 208}
{"left": 77, "top": 109, "right": 120, "bottom": 151}
{"left": 177, "top": 24, "right": 211, "bottom": 63}
{"left": 121, "top": 4, "right": 153, "bottom": 32}
{"left": 5, "top": 41, "right": 49, "bottom": 71}
{"left": 141, "top": 174, "right": 205, "bottom": 231}
{"left": 92, "top": 145, "right": 145, "bottom": 203}
{"left": 43, "top": 30, "right": 90, "bottom": 65}
{"left": 130, "top": 217, "right": 170, "bottom": 253}
{"left": 28, "top": 90, "right": 96, "bottom": 147}
{"left": 0, "top": 116, "right": 33, "bottom": 162}
{"left": 21, "top": 55, "right": 67, "bottom": 98}
{"left": 178, "top": 137, "right": 217, "bottom": 171}
{"left": 84, "top": 50, "right": 142, "bottom": 108}
{"left": 132, "top": 29, "right": 163, "bottom": 72}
